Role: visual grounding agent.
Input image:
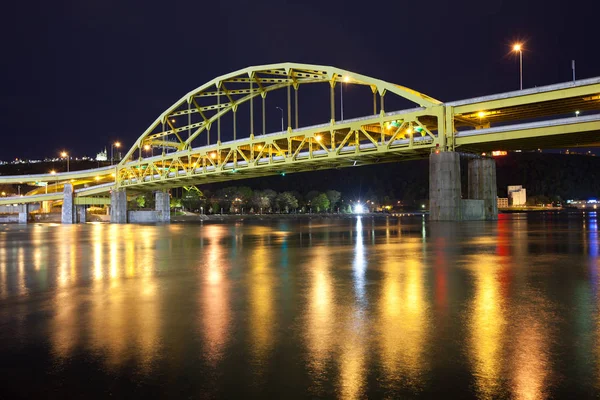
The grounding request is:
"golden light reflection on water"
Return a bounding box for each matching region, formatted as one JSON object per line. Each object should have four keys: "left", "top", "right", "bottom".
{"left": 199, "top": 225, "right": 231, "bottom": 365}
{"left": 511, "top": 311, "right": 550, "bottom": 400}
{"left": 467, "top": 255, "right": 507, "bottom": 399}
{"left": 377, "top": 240, "right": 429, "bottom": 390}
{"left": 48, "top": 225, "right": 160, "bottom": 370}
{"left": 249, "top": 233, "right": 274, "bottom": 369}
{"left": 305, "top": 245, "right": 335, "bottom": 391}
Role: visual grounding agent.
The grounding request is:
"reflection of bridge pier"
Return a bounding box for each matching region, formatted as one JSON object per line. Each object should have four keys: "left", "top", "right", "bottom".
{"left": 429, "top": 152, "right": 497, "bottom": 221}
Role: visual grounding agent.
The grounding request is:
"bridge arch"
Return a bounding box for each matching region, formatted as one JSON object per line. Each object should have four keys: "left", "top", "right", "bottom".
{"left": 120, "top": 62, "right": 441, "bottom": 164}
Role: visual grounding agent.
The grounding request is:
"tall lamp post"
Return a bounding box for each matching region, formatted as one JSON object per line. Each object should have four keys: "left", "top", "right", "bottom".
{"left": 60, "top": 151, "right": 69, "bottom": 172}
{"left": 513, "top": 43, "right": 523, "bottom": 90}
{"left": 111, "top": 141, "right": 121, "bottom": 165}
{"left": 275, "top": 107, "right": 284, "bottom": 133}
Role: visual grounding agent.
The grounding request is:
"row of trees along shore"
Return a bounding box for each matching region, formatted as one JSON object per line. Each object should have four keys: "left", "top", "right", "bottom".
{"left": 129, "top": 187, "right": 354, "bottom": 214}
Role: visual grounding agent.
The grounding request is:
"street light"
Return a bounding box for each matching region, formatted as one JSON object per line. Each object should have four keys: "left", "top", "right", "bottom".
{"left": 341, "top": 76, "right": 350, "bottom": 121}
{"left": 275, "top": 106, "right": 284, "bottom": 133}
{"left": 111, "top": 141, "right": 121, "bottom": 165}
{"left": 50, "top": 170, "right": 57, "bottom": 192}
{"left": 143, "top": 144, "right": 153, "bottom": 157}
{"left": 60, "top": 151, "right": 69, "bottom": 172}
{"left": 513, "top": 43, "right": 523, "bottom": 90}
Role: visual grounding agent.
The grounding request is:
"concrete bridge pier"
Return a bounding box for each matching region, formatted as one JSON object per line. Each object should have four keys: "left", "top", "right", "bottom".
{"left": 18, "top": 204, "right": 30, "bottom": 224}
{"left": 429, "top": 152, "right": 498, "bottom": 221}
{"left": 155, "top": 190, "right": 170, "bottom": 223}
{"left": 61, "top": 183, "right": 76, "bottom": 224}
{"left": 110, "top": 189, "right": 128, "bottom": 223}
{"left": 429, "top": 152, "right": 461, "bottom": 221}
{"left": 77, "top": 205, "right": 87, "bottom": 223}
{"left": 468, "top": 158, "right": 498, "bottom": 220}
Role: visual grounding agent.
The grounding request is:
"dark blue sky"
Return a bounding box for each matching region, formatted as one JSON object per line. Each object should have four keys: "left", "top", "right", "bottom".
{"left": 1, "top": 0, "right": 599, "bottom": 160}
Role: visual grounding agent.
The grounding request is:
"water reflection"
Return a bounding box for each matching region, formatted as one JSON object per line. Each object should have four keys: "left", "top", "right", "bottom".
{"left": 468, "top": 255, "right": 508, "bottom": 399}
{"left": 305, "top": 244, "right": 335, "bottom": 395}
{"left": 0, "top": 216, "right": 598, "bottom": 398}
{"left": 378, "top": 238, "right": 429, "bottom": 392}
{"left": 199, "top": 225, "right": 231, "bottom": 366}
{"left": 249, "top": 231, "right": 275, "bottom": 374}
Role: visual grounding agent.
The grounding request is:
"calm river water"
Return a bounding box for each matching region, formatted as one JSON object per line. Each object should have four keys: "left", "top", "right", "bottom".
{"left": 0, "top": 213, "right": 599, "bottom": 399}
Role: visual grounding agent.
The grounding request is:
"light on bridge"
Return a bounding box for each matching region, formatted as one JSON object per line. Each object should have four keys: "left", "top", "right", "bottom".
{"left": 50, "top": 170, "right": 56, "bottom": 175}
{"left": 210, "top": 152, "right": 217, "bottom": 159}
{"left": 477, "top": 111, "right": 487, "bottom": 118}
{"left": 315, "top": 134, "right": 322, "bottom": 142}
{"left": 492, "top": 151, "right": 508, "bottom": 157}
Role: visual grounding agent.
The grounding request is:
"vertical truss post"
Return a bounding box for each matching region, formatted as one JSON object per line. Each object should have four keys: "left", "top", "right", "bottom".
{"left": 294, "top": 87, "right": 299, "bottom": 129}
{"left": 380, "top": 93, "right": 385, "bottom": 115}
{"left": 207, "top": 128, "right": 210, "bottom": 145}
{"left": 373, "top": 90, "right": 377, "bottom": 115}
{"left": 162, "top": 121, "right": 165, "bottom": 155}
{"left": 262, "top": 96, "right": 266, "bottom": 135}
{"left": 217, "top": 89, "right": 221, "bottom": 143}
{"left": 445, "top": 105, "right": 455, "bottom": 151}
{"left": 250, "top": 80, "right": 254, "bottom": 136}
{"left": 233, "top": 110, "right": 237, "bottom": 141}
{"left": 436, "top": 106, "right": 446, "bottom": 151}
{"left": 287, "top": 85, "right": 291, "bottom": 130}
{"left": 330, "top": 83, "right": 335, "bottom": 124}
{"left": 187, "top": 101, "right": 191, "bottom": 139}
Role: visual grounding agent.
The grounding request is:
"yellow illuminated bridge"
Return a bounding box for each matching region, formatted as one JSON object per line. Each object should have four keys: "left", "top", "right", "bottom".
{"left": 1, "top": 62, "right": 599, "bottom": 206}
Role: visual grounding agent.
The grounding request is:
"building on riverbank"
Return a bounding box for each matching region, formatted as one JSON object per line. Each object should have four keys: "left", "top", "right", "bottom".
{"left": 508, "top": 185, "right": 527, "bottom": 206}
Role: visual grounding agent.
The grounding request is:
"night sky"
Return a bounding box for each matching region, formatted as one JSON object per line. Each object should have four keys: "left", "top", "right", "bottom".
{"left": 2, "top": 0, "right": 599, "bottom": 161}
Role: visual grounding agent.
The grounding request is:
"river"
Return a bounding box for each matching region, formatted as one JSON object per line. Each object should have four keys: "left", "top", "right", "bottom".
{"left": 0, "top": 213, "right": 598, "bottom": 398}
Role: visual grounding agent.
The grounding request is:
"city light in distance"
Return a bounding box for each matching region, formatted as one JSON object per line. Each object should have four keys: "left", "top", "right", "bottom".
{"left": 492, "top": 150, "right": 507, "bottom": 157}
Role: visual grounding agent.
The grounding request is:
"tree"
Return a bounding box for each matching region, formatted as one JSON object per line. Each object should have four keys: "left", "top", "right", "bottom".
{"left": 306, "top": 190, "right": 319, "bottom": 203}
{"left": 276, "top": 192, "right": 298, "bottom": 213}
{"left": 325, "top": 190, "right": 341, "bottom": 211}
{"left": 181, "top": 186, "right": 205, "bottom": 211}
{"left": 251, "top": 191, "right": 271, "bottom": 213}
{"left": 312, "top": 193, "right": 330, "bottom": 213}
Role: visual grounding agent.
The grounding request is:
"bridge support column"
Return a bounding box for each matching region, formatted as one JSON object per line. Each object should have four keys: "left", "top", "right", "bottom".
{"left": 61, "top": 183, "right": 76, "bottom": 224}
{"left": 18, "top": 204, "right": 30, "bottom": 224}
{"left": 110, "top": 189, "right": 128, "bottom": 223}
{"left": 76, "top": 205, "right": 87, "bottom": 223}
{"left": 468, "top": 158, "right": 498, "bottom": 220}
{"left": 155, "top": 190, "right": 170, "bottom": 223}
{"left": 429, "top": 151, "right": 461, "bottom": 221}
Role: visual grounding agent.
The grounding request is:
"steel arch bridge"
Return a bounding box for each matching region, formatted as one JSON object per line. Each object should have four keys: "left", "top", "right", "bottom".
{"left": 1, "top": 62, "right": 600, "bottom": 205}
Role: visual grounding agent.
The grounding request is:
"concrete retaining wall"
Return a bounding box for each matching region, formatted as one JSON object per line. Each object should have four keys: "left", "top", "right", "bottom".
{"left": 0, "top": 215, "right": 19, "bottom": 223}
{"left": 0, "top": 204, "right": 40, "bottom": 213}
{"left": 129, "top": 210, "right": 161, "bottom": 223}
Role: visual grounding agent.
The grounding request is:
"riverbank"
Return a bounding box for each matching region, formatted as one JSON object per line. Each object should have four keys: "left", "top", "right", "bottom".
{"left": 171, "top": 212, "right": 425, "bottom": 222}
